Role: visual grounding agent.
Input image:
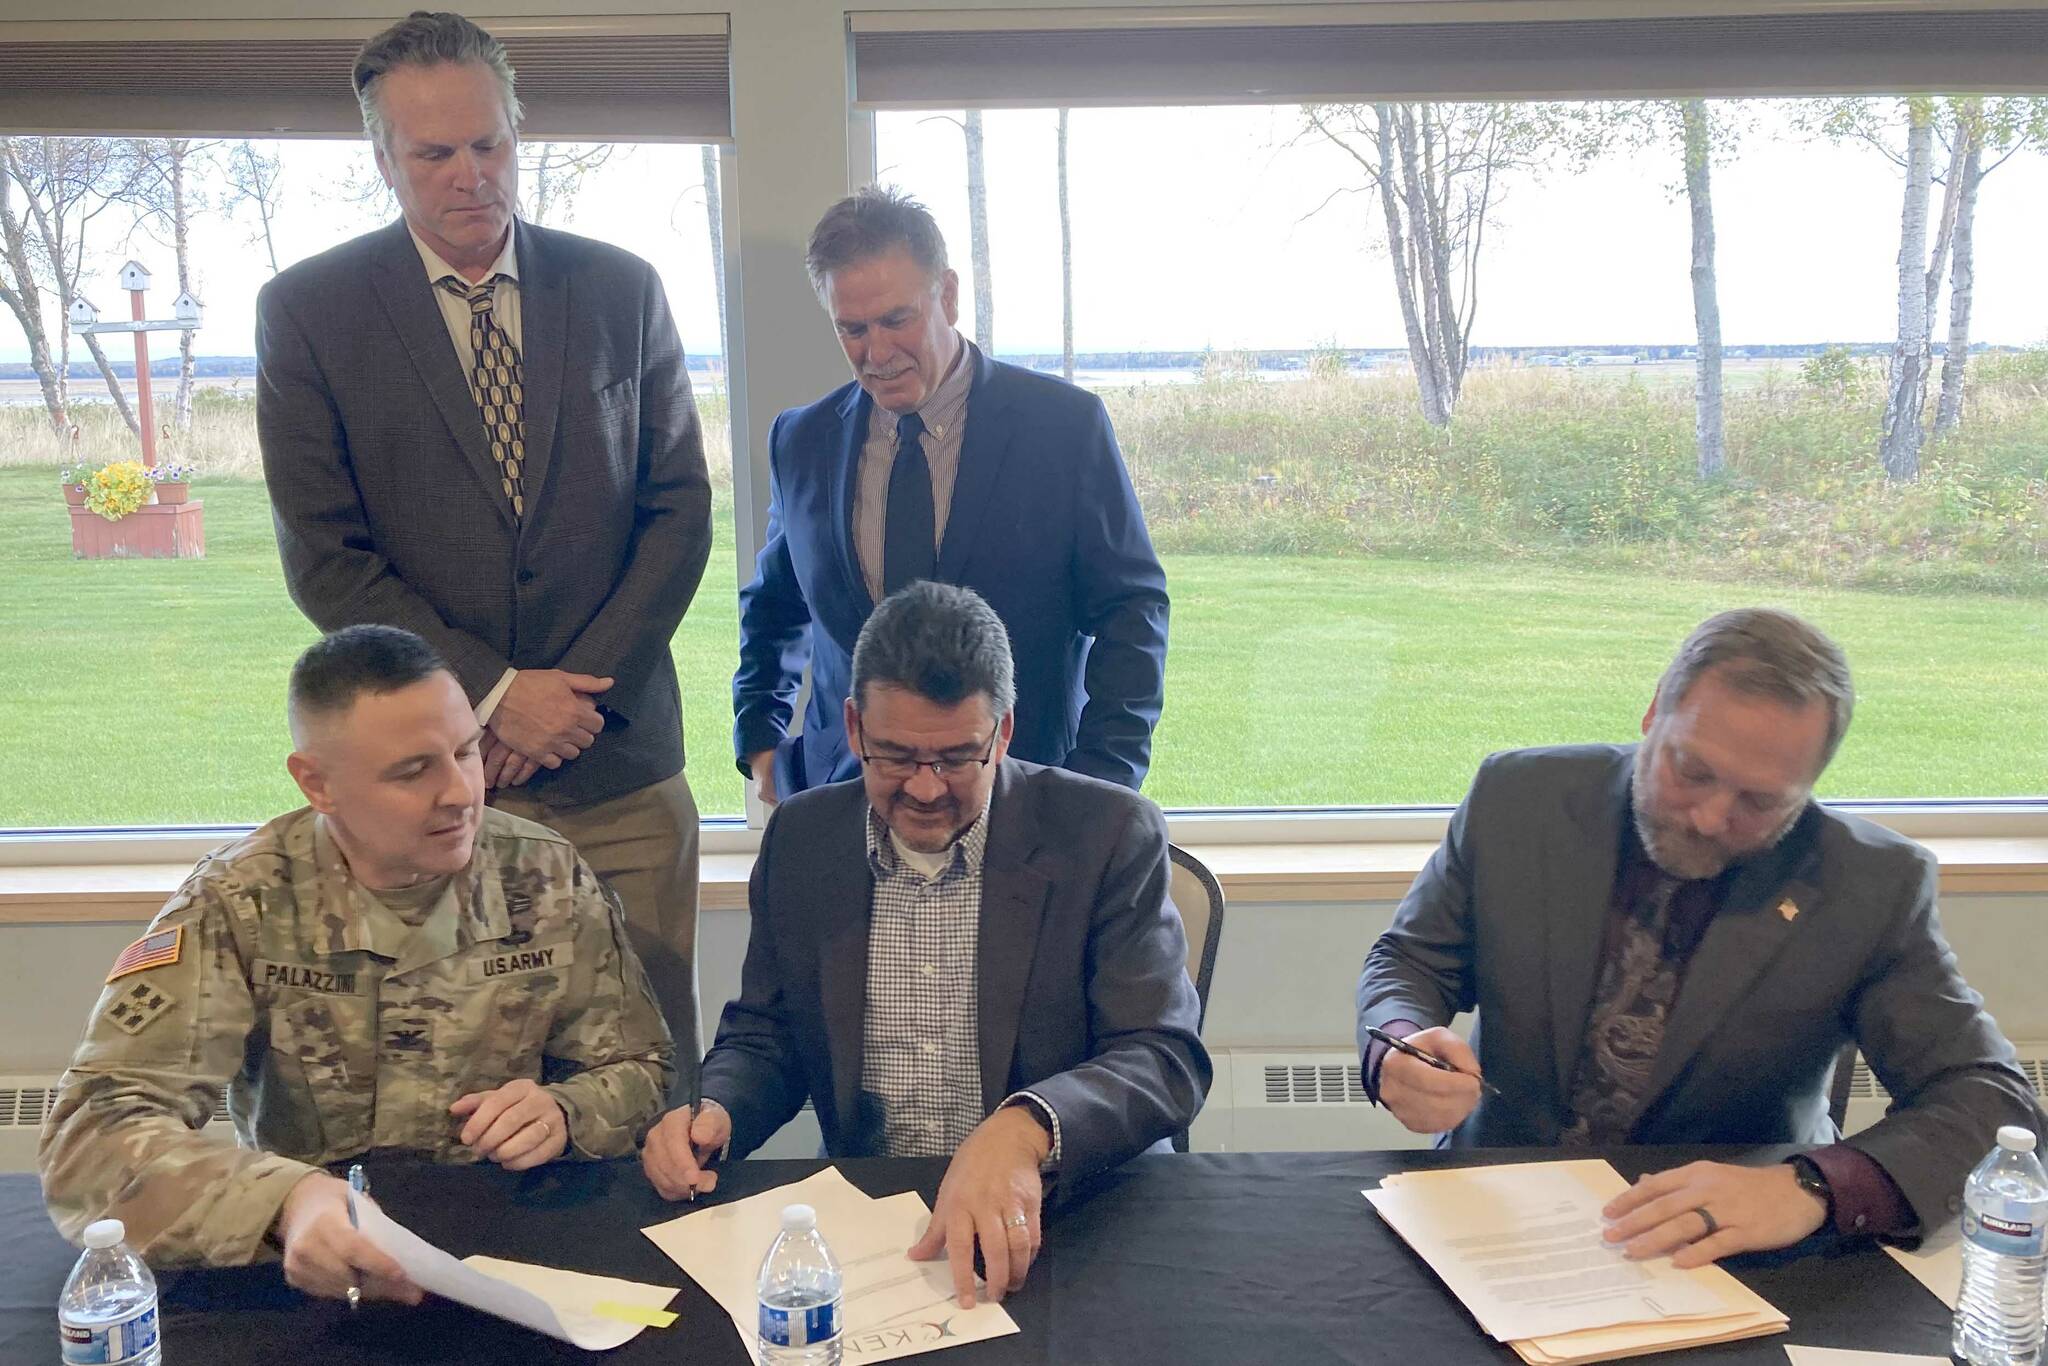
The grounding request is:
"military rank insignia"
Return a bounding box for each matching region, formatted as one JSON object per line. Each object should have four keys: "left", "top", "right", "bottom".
{"left": 104, "top": 980, "right": 177, "bottom": 1036}
{"left": 106, "top": 926, "right": 184, "bottom": 983}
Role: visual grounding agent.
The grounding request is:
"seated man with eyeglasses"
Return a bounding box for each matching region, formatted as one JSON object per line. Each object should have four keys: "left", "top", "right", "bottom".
{"left": 1357, "top": 607, "right": 2041, "bottom": 1268}
{"left": 643, "top": 581, "right": 1209, "bottom": 1308}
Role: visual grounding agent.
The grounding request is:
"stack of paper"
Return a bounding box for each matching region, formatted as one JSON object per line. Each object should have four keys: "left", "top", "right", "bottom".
{"left": 1364, "top": 1160, "right": 1788, "bottom": 1363}
{"left": 642, "top": 1166, "right": 1019, "bottom": 1364}
{"left": 354, "top": 1195, "right": 682, "bottom": 1350}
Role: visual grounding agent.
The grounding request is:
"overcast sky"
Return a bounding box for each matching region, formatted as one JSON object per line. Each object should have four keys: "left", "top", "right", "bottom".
{"left": 4, "top": 99, "right": 2045, "bottom": 367}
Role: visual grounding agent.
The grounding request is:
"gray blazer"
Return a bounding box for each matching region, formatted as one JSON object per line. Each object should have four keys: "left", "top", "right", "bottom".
{"left": 256, "top": 219, "right": 713, "bottom": 805}
{"left": 701, "top": 758, "right": 1211, "bottom": 1186}
{"left": 1357, "top": 743, "right": 2042, "bottom": 1229}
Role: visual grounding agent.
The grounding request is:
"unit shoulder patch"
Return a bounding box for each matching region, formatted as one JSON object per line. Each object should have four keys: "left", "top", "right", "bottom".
{"left": 104, "top": 979, "right": 178, "bottom": 1036}
{"left": 106, "top": 926, "right": 184, "bottom": 984}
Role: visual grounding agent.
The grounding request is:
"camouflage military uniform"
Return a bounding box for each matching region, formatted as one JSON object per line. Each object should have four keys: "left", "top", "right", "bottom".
{"left": 39, "top": 806, "right": 675, "bottom": 1266}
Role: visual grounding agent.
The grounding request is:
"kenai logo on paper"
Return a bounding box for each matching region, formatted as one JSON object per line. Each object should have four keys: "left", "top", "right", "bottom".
{"left": 844, "top": 1315, "right": 963, "bottom": 1354}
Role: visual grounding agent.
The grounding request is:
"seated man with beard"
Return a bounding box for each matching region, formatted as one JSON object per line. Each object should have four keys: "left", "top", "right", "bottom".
{"left": 1356, "top": 608, "right": 2041, "bottom": 1266}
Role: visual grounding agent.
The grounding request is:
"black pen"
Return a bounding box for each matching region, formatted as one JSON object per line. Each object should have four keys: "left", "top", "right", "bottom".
{"left": 1364, "top": 1025, "right": 1503, "bottom": 1098}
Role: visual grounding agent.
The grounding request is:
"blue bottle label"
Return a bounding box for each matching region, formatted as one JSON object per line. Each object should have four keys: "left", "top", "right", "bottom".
{"left": 1964, "top": 1198, "right": 2048, "bottom": 1258}
{"left": 59, "top": 1302, "right": 158, "bottom": 1364}
{"left": 760, "top": 1295, "right": 841, "bottom": 1347}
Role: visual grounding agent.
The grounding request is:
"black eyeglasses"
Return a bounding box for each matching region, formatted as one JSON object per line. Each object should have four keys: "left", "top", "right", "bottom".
{"left": 858, "top": 727, "right": 999, "bottom": 782}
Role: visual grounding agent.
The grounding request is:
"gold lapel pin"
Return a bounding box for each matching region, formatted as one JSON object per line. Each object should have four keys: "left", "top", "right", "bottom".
{"left": 1778, "top": 898, "right": 1801, "bottom": 923}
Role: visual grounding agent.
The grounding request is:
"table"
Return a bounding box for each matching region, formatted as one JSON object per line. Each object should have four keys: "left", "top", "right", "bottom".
{"left": 0, "top": 1148, "right": 1952, "bottom": 1365}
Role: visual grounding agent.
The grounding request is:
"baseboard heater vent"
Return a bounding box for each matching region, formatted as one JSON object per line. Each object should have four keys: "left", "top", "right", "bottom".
{"left": 1263, "top": 1062, "right": 1370, "bottom": 1105}
{"left": 0, "top": 1080, "right": 228, "bottom": 1131}
{"left": 1251, "top": 1048, "right": 2048, "bottom": 1109}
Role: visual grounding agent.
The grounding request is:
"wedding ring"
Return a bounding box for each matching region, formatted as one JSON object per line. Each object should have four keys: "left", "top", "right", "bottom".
{"left": 1004, "top": 1213, "right": 1029, "bottom": 1230}
{"left": 1694, "top": 1206, "right": 1719, "bottom": 1239}
{"left": 347, "top": 1285, "right": 361, "bottom": 1311}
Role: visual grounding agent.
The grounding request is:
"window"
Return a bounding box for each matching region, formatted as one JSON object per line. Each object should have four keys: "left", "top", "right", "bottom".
{"left": 876, "top": 97, "right": 2048, "bottom": 807}
{"left": 0, "top": 135, "right": 741, "bottom": 827}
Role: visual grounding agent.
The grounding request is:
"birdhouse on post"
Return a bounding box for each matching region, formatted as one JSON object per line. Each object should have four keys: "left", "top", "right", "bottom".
{"left": 172, "top": 292, "right": 203, "bottom": 326}
{"left": 118, "top": 260, "right": 152, "bottom": 292}
{"left": 69, "top": 298, "right": 100, "bottom": 328}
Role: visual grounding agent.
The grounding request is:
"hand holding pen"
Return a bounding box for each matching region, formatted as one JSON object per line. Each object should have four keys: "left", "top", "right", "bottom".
{"left": 271, "top": 1167, "right": 421, "bottom": 1307}
{"left": 1365, "top": 1024, "right": 1500, "bottom": 1135}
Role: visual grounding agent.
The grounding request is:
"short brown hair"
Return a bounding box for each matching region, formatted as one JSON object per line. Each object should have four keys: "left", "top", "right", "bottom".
{"left": 805, "top": 185, "right": 949, "bottom": 296}
{"left": 353, "top": 11, "right": 522, "bottom": 152}
{"left": 1656, "top": 608, "right": 1855, "bottom": 771}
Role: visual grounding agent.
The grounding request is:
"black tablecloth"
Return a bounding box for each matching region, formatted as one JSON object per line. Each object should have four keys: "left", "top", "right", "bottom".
{"left": 0, "top": 1148, "right": 1951, "bottom": 1365}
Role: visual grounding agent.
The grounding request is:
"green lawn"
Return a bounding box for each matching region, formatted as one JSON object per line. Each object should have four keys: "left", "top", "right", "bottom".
{"left": 2, "top": 466, "right": 2041, "bottom": 827}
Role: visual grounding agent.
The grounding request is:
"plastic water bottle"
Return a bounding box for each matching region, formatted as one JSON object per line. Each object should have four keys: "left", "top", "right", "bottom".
{"left": 58, "top": 1218, "right": 161, "bottom": 1366}
{"left": 757, "top": 1202, "right": 843, "bottom": 1366}
{"left": 1954, "top": 1125, "right": 2048, "bottom": 1365}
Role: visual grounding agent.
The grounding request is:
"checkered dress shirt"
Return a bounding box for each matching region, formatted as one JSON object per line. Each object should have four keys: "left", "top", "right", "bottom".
{"left": 861, "top": 806, "right": 991, "bottom": 1157}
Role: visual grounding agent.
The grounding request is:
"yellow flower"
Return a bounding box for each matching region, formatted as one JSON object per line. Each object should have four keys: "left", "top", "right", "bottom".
{"left": 86, "top": 460, "right": 152, "bottom": 521}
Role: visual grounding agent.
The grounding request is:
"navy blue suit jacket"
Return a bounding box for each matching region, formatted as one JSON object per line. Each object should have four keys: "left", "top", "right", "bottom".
{"left": 733, "top": 344, "right": 1168, "bottom": 795}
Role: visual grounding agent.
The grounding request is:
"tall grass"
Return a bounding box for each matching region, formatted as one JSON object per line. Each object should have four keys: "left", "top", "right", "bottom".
{"left": 1109, "top": 362, "right": 2048, "bottom": 594}
{"left": 5, "top": 362, "right": 2040, "bottom": 592}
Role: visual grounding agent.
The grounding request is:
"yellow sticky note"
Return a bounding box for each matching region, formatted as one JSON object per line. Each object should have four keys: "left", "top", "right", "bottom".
{"left": 592, "top": 1301, "right": 677, "bottom": 1328}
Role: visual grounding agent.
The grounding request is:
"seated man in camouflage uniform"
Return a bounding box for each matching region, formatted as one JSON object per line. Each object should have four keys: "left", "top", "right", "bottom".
{"left": 39, "top": 625, "right": 675, "bottom": 1301}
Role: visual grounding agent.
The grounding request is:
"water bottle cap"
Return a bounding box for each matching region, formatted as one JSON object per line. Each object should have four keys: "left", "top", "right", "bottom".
{"left": 82, "top": 1219, "right": 126, "bottom": 1250}
{"left": 1998, "top": 1125, "right": 2039, "bottom": 1153}
{"left": 780, "top": 1203, "right": 817, "bottom": 1232}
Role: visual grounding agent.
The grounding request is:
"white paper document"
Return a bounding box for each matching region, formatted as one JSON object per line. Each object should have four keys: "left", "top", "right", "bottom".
{"left": 641, "top": 1166, "right": 1019, "bottom": 1363}
{"left": 1365, "top": 1162, "right": 1727, "bottom": 1341}
{"left": 1883, "top": 1221, "right": 1962, "bottom": 1309}
{"left": 1364, "top": 1160, "right": 1788, "bottom": 1363}
{"left": 354, "top": 1195, "right": 681, "bottom": 1350}
{"left": 1783, "top": 1348, "right": 1950, "bottom": 1366}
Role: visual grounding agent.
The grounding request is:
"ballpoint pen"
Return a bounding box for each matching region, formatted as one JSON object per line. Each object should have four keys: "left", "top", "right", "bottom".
{"left": 345, "top": 1164, "right": 367, "bottom": 1311}
{"left": 1363, "top": 1025, "right": 1504, "bottom": 1098}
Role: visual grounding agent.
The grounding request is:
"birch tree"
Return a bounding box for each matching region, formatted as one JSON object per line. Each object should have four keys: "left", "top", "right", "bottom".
{"left": 1302, "top": 102, "right": 1553, "bottom": 426}
{"left": 964, "top": 110, "right": 994, "bottom": 354}
{"left": 0, "top": 137, "right": 144, "bottom": 436}
{"left": 129, "top": 138, "right": 211, "bottom": 432}
{"left": 701, "top": 144, "right": 727, "bottom": 370}
{"left": 1564, "top": 100, "right": 1739, "bottom": 479}
{"left": 220, "top": 140, "right": 286, "bottom": 276}
{"left": 1879, "top": 99, "right": 1935, "bottom": 483}
{"left": 1057, "top": 109, "right": 1074, "bottom": 382}
{"left": 520, "top": 142, "right": 615, "bottom": 227}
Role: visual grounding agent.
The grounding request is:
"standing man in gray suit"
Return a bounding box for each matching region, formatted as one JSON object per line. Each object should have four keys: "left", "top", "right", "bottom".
{"left": 643, "top": 582, "right": 1209, "bottom": 1309}
{"left": 256, "top": 12, "right": 713, "bottom": 1094}
{"left": 1358, "top": 608, "right": 2041, "bottom": 1267}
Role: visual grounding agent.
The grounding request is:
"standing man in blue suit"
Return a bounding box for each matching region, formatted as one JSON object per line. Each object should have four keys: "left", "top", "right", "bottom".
{"left": 734, "top": 187, "right": 1169, "bottom": 802}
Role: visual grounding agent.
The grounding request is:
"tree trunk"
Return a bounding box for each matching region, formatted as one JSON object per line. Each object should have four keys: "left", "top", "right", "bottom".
{"left": 1879, "top": 101, "right": 1934, "bottom": 483}
{"left": 700, "top": 144, "right": 726, "bottom": 366}
{"left": 1057, "top": 109, "right": 1074, "bottom": 383}
{"left": 80, "top": 331, "right": 140, "bottom": 435}
{"left": 1680, "top": 100, "right": 1726, "bottom": 479}
{"left": 964, "top": 110, "right": 994, "bottom": 355}
{"left": 169, "top": 140, "right": 196, "bottom": 433}
{"left": 1373, "top": 104, "right": 1449, "bottom": 426}
{"left": 0, "top": 144, "right": 67, "bottom": 434}
{"left": 1935, "top": 122, "right": 1984, "bottom": 437}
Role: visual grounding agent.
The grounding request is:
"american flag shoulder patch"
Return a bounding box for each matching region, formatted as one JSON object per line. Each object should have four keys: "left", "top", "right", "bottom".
{"left": 106, "top": 926, "right": 184, "bottom": 984}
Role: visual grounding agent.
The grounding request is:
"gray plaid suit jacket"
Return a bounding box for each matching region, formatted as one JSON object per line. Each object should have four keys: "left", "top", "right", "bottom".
{"left": 256, "top": 219, "right": 713, "bottom": 805}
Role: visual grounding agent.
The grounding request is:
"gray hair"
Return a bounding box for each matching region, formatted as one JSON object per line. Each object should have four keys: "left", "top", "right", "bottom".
{"left": 353, "top": 11, "right": 523, "bottom": 153}
{"left": 1656, "top": 608, "right": 1856, "bottom": 771}
{"left": 806, "top": 185, "right": 949, "bottom": 297}
{"left": 852, "top": 582, "right": 1015, "bottom": 720}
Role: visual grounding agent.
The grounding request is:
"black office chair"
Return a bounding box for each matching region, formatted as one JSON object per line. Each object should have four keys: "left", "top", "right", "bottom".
{"left": 1165, "top": 844, "right": 1226, "bottom": 1152}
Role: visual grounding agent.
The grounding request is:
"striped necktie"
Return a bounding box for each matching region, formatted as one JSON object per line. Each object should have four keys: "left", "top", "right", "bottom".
{"left": 438, "top": 275, "right": 525, "bottom": 520}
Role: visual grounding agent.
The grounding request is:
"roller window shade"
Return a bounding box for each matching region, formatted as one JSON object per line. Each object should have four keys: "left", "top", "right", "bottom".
{"left": 852, "top": 6, "right": 2048, "bottom": 108}
{"left": 0, "top": 17, "right": 732, "bottom": 140}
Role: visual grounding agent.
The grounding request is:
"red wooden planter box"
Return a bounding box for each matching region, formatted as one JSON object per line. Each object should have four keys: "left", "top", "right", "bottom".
{"left": 69, "top": 501, "right": 206, "bottom": 559}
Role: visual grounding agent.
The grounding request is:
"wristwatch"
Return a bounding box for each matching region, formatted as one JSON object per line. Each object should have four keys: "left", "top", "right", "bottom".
{"left": 1786, "top": 1154, "right": 1836, "bottom": 1227}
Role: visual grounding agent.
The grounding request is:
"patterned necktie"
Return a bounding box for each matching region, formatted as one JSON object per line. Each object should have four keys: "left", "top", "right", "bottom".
{"left": 438, "top": 275, "right": 525, "bottom": 520}
{"left": 1561, "top": 873, "right": 1684, "bottom": 1146}
{"left": 882, "top": 411, "right": 934, "bottom": 595}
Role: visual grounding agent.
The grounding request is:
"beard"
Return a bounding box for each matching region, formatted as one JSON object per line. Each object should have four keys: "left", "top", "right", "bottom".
{"left": 1630, "top": 759, "right": 1805, "bottom": 881}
